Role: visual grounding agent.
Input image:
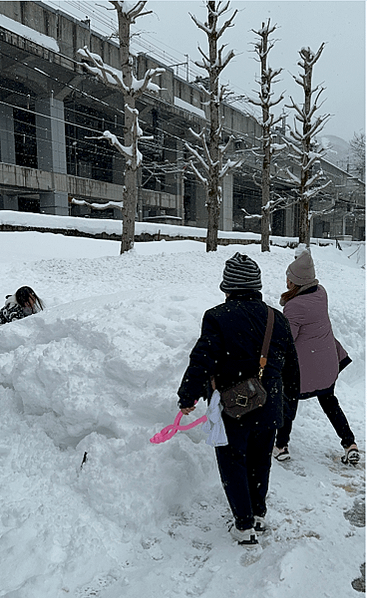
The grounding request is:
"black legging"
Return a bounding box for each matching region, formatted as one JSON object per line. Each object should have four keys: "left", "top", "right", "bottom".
{"left": 276, "top": 384, "right": 355, "bottom": 449}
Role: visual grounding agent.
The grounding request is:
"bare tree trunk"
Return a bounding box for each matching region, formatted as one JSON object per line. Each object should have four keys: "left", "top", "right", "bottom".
{"left": 117, "top": 9, "right": 137, "bottom": 254}
{"left": 206, "top": 197, "right": 220, "bottom": 251}
{"left": 260, "top": 28, "right": 271, "bottom": 252}
{"left": 121, "top": 167, "right": 137, "bottom": 253}
{"left": 206, "top": 1, "right": 221, "bottom": 252}
{"left": 286, "top": 44, "right": 330, "bottom": 245}
{"left": 249, "top": 20, "right": 284, "bottom": 252}
{"left": 261, "top": 150, "right": 271, "bottom": 251}
{"left": 299, "top": 52, "right": 312, "bottom": 246}
{"left": 189, "top": 1, "right": 237, "bottom": 252}
{"left": 299, "top": 170, "right": 310, "bottom": 245}
{"left": 77, "top": 2, "right": 162, "bottom": 254}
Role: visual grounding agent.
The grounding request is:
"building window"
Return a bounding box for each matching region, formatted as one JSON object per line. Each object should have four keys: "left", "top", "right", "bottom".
{"left": 13, "top": 107, "right": 37, "bottom": 169}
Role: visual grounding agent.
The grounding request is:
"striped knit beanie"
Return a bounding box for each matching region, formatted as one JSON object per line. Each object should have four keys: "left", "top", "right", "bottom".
{"left": 219, "top": 252, "right": 262, "bottom": 293}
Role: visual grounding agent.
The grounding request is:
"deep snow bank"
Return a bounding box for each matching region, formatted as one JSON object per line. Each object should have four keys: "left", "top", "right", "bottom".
{"left": 0, "top": 238, "right": 364, "bottom": 598}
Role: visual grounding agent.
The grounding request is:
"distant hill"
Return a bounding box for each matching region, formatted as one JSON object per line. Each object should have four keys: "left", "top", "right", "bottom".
{"left": 317, "top": 134, "right": 351, "bottom": 171}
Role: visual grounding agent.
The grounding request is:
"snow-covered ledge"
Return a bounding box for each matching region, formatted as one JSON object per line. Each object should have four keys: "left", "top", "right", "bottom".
{"left": 0, "top": 14, "right": 59, "bottom": 52}
{"left": 174, "top": 97, "right": 206, "bottom": 120}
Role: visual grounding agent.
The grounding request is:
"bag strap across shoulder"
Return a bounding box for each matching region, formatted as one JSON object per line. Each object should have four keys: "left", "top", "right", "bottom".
{"left": 259, "top": 306, "right": 274, "bottom": 379}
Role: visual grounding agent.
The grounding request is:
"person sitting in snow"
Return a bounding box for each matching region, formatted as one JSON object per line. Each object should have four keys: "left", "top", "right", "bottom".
{"left": 273, "top": 248, "right": 359, "bottom": 466}
{"left": 177, "top": 253, "right": 300, "bottom": 546}
{"left": 0, "top": 286, "right": 44, "bottom": 325}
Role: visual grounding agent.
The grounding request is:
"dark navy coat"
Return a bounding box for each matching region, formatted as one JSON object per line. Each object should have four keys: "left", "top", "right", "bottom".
{"left": 177, "top": 290, "right": 300, "bottom": 430}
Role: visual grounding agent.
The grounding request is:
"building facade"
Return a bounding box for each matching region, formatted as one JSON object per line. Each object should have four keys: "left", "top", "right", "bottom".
{"left": 0, "top": 1, "right": 364, "bottom": 240}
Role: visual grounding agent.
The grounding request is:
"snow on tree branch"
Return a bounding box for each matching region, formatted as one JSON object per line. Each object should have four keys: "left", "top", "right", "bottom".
{"left": 303, "top": 179, "right": 332, "bottom": 199}
{"left": 110, "top": 1, "right": 152, "bottom": 23}
{"left": 298, "top": 43, "right": 325, "bottom": 69}
{"left": 188, "top": 160, "right": 209, "bottom": 186}
{"left": 195, "top": 44, "right": 235, "bottom": 76}
{"left": 83, "top": 104, "right": 145, "bottom": 169}
{"left": 242, "top": 191, "right": 296, "bottom": 221}
{"left": 242, "top": 208, "right": 262, "bottom": 220}
{"left": 252, "top": 171, "right": 262, "bottom": 188}
{"left": 78, "top": 47, "right": 164, "bottom": 97}
{"left": 188, "top": 128, "right": 216, "bottom": 169}
{"left": 285, "top": 168, "right": 301, "bottom": 185}
{"left": 220, "top": 134, "right": 235, "bottom": 155}
{"left": 134, "top": 67, "right": 165, "bottom": 95}
{"left": 107, "top": 129, "right": 142, "bottom": 167}
{"left": 305, "top": 171, "right": 332, "bottom": 193}
{"left": 190, "top": 1, "right": 237, "bottom": 39}
{"left": 309, "top": 198, "right": 335, "bottom": 218}
{"left": 218, "top": 46, "right": 236, "bottom": 70}
{"left": 271, "top": 142, "right": 287, "bottom": 152}
{"left": 211, "top": 0, "right": 231, "bottom": 15}
{"left": 251, "top": 21, "right": 277, "bottom": 38}
{"left": 184, "top": 140, "right": 210, "bottom": 174}
{"left": 189, "top": 14, "right": 212, "bottom": 36}
{"left": 216, "top": 8, "right": 238, "bottom": 38}
{"left": 77, "top": 48, "right": 123, "bottom": 88}
{"left": 221, "top": 157, "right": 243, "bottom": 178}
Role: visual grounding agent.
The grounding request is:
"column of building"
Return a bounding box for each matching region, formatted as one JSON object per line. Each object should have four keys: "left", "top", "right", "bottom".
{"left": 221, "top": 173, "right": 234, "bottom": 231}
{"left": 35, "top": 96, "right": 68, "bottom": 215}
{"left": 0, "top": 103, "right": 17, "bottom": 210}
{"left": 175, "top": 140, "right": 185, "bottom": 223}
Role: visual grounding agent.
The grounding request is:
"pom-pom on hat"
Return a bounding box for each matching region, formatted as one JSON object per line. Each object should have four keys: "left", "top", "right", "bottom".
{"left": 286, "top": 249, "right": 317, "bottom": 287}
{"left": 220, "top": 252, "right": 262, "bottom": 292}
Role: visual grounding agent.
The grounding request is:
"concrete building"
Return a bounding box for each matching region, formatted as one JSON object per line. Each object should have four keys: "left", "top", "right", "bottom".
{"left": 0, "top": 1, "right": 364, "bottom": 240}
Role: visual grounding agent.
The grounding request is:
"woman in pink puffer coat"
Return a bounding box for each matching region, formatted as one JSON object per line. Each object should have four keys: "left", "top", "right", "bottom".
{"left": 273, "top": 249, "right": 359, "bottom": 465}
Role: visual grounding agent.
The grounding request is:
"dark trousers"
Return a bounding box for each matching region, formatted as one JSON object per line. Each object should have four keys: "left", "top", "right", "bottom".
{"left": 215, "top": 415, "right": 276, "bottom": 531}
{"left": 276, "top": 385, "right": 355, "bottom": 449}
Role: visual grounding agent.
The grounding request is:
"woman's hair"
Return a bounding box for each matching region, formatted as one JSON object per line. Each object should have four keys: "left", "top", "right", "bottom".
{"left": 15, "top": 286, "right": 44, "bottom": 312}
{"left": 280, "top": 284, "right": 301, "bottom": 305}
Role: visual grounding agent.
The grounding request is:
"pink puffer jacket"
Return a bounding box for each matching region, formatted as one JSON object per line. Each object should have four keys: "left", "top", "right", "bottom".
{"left": 283, "top": 285, "right": 348, "bottom": 394}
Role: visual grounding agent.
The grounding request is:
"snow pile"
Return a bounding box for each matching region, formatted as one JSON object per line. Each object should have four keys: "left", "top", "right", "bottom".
{"left": 0, "top": 209, "right": 261, "bottom": 241}
{"left": 0, "top": 232, "right": 364, "bottom": 597}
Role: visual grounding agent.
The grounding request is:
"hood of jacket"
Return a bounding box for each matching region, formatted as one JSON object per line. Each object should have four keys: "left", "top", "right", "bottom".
{"left": 4, "top": 294, "right": 18, "bottom": 308}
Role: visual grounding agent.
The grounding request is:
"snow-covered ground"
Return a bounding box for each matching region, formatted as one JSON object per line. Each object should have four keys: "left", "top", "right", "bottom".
{"left": 0, "top": 230, "right": 364, "bottom": 598}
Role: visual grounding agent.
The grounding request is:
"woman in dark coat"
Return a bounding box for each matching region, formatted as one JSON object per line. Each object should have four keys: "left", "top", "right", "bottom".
{"left": 0, "top": 286, "right": 44, "bottom": 325}
{"left": 177, "top": 253, "right": 300, "bottom": 545}
{"left": 273, "top": 249, "right": 359, "bottom": 465}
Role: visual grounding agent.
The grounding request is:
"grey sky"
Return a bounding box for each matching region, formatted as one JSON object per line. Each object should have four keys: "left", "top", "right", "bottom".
{"left": 140, "top": 1, "right": 365, "bottom": 142}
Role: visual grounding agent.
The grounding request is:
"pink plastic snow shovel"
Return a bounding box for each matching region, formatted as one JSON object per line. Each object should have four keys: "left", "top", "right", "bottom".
{"left": 150, "top": 405, "right": 207, "bottom": 444}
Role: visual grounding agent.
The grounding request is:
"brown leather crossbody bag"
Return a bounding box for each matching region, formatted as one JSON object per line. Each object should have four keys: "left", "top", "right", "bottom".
{"left": 220, "top": 306, "right": 274, "bottom": 419}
